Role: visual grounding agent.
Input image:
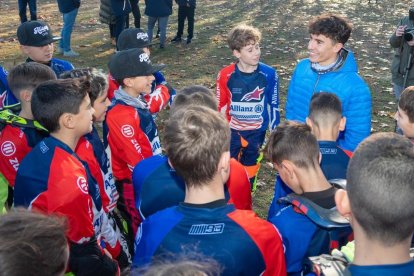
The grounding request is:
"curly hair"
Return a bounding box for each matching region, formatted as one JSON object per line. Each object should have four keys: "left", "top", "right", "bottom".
{"left": 308, "top": 14, "right": 352, "bottom": 44}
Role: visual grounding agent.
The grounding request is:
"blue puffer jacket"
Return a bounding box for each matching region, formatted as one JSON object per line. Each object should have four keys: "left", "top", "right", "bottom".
{"left": 145, "top": 0, "right": 173, "bottom": 17}
{"left": 285, "top": 49, "right": 371, "bottom": 151}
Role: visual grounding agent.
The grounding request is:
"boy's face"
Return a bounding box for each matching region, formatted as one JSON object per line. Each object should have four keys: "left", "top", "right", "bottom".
{"left": 233, "top": 41, "right": 261, "bottom": 69}
{"left": 308, "top": 34, "right": 342, "bottom": 66}
{"left": 20, "top": 43, "right": 54, "bottom": 64}
{"left": 395, "top": 107, "right": 414, "bottom": 138}
{"left": 73, "top": 94, "right": 95, "bottom": 136}
{"left": 125, "top": 75, "right": 155, "bottom": 95}
{"left": 93, "top": 90, "right": 111, "bottom": 122}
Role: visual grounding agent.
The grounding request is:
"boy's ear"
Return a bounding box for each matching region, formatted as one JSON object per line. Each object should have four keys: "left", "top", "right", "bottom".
{"left": 335, "top": 189, "right": 352, "bottom": 218}
{"left": 318, "top": 151, "right": 322, "bottom": 164}
{"left": 167, "top": 158, "right": 174, "bottom": 169}
{"left": 305, "top": 117, "right": 313, "bottom": 129}
{"left": 339, "top": 116, "right": 346, "bottom": 131}
{"left": 60, "top": 113, "right": 75, "bottom": 130}
{"left": 20, "top": 89, "right": 32, "bottom": 102}
{"left": 123, "top": 77, "right": 133, "bottom": 88}
{"left": 232, "top": 49, "right": 241, "bottom": 59}
{"left": 333, "top": 42, "right": 344, "bottom": 54}
{"left": 218, "top": 151, "right": 231, "bottom": 183}
{"left": 20, "top": 45, "right": 29, "bottom": 55}
{"left": 280, "top": 160, "right": 295, "bottom": 180}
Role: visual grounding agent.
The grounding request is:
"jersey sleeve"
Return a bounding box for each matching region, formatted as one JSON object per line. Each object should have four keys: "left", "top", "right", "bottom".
{"left": 0, "top": 125, "right": 32, "bottom": 187}
{"left": 107, "top": 73, "right": 119, "bottom": 101}
{"left": 145, "top": 84, "right": 171, "bottom": 114}
{"left": 228, "top": 210, "right": 287, "bottom": 276}
{"left": 216, "top": 65, "right": 233, "bottom": 122}
{"left": 227, "top": 159, "right": 252, "bottom": 210}
{"left": 267, "top": 68, "right": 280, "bottom": 130}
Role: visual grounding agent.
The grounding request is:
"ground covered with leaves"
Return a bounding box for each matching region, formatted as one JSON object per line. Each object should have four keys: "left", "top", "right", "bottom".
{"left": 0, "top": 0, "right": 406, "bottom": 218}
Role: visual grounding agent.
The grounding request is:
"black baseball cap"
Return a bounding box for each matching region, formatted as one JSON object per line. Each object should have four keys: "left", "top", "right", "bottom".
{"left": 109, "top": 48, "right": 165, "bottom": 80}
{"left": 117, "top": 28, "right": 154, "bottom": 51}
{"left": 17, "top": 20, "right": 61, "bottom": 47}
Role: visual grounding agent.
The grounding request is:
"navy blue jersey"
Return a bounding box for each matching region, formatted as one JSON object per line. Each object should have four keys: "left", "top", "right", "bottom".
{"left": 134, "top": 202, "right": 286, "bottom": 275}
{"left": 348, "top": 259, "right": 414, "bottom": 275}
{"left": 319, "top": 141, "right": 352, "bottom": 180}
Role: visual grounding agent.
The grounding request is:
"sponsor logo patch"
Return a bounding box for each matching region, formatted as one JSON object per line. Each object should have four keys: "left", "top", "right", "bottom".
{"left": 121, "top": 125, "right": 134, "bottom": 137}
{"left": 189, "top": 223, "right": 225, "bottom": 235}
{"left": 241, "top": 86, "right": 264, "bottom": 101}
{"left": 77, "top": 176, "right": 89, "bottom": 194}
{"left": 1, "top": 141, "right": 16, "bottom": 156}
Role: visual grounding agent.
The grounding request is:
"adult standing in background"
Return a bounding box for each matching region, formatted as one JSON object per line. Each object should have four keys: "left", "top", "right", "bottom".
{"left": 110, "top": 0, "right": 131, "bottom": 46}
{"left": 18, "top": 0, "right": 37, "bottom": 23}
{"left": 99, "top": 0, "right": 117, "bottom": 46}
{"left": 145, "top": 0, "right": 173, "bottom": 49}
{"left": 56, "top": 0, "right": 80, "bottom": 57}
{"left": 390, "top": 9, "right": 414, "bottom": 99}
{"left": 127, "top": 0, "right": 141, "bottom": 28}
{"left": 171, "top": 0, "right": 196, "bottom": 44}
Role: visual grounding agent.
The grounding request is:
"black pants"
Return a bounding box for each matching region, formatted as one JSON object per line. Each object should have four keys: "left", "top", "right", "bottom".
{"left": 18, "top": 0, "right": 37, "bottom": 23}
{"left": 176, "top": 5, "right": 195, "bottom": 39}
{"left": 126, "top": 0, "right": 140, "bottom": 28}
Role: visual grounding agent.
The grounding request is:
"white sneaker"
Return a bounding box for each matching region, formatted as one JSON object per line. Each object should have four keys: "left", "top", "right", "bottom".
{"left": 63, "top": 50, "right": 79, "bottom": 57}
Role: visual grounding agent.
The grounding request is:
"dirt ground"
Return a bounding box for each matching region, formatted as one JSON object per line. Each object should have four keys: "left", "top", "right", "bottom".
{"left": 0, "top": 0, "right": 406, "bottom": 218}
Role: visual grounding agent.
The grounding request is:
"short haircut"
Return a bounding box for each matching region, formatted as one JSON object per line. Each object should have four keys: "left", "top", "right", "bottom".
{"left": 347, "top": 133, "right": 414, "bottom": 245}
{"left": 170, "top": 85, "right": 217, "bottom": 116}
{"left": 308, "top": 14, "right": 352, "bottom": 44}
{"left": 227, "top": 24, "right": 261, "bottom": 51}
{"left": 398, "top": 86, "right": 414, "bottom": 123}
{"left": 31, "top": 78, "right": 90, "bottom": 133}
{"left": 265, "top": 121, "right": 319, "bottom": 169}
{"left": 7, "top": 62, "right": 57, "bottom": 100}
{"left": 0, "top": 209, "right": 68, "bottom": 276}
{"left": 308, "top": 92, "right": 342, "bottom": 129}
{"left": 164, "top": 106, "right": 230, "bottom": 187}
{"left": 60, "top": 68, "right": 107, "bottom": 104}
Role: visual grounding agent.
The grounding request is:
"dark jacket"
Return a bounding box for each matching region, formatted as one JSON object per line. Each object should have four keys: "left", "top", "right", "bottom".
{"left": 390, "top": 16, "right": 414, "bottom": 87}
{"left": 110, "top": 0, "right": 131, "bottom": 17}
{"left": 175, "top": 0, "right": 196, "bottom": 8}
{"left": 56, "top": 0, "right": 80, "bottom": 13}
{"left": 145, "top": 0, "right": 173, "bottom": 17}
{"left": 99, "top": 0, "right": 115, "bottom": 24}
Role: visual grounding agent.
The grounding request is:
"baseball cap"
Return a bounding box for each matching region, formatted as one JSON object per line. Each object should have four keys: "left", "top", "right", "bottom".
{"left": 117, "top": 28, "right": 154, "bottom": 51}
{"left": 109, "top": 48, "right": 165, "bottom": 80}
{"left": 17, "top": 20, "right": 61, "bottom": 47}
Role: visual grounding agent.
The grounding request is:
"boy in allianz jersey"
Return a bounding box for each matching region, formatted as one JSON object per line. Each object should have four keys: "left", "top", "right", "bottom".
{"left": 216, "top": 24, "right": 279, "bottom": 190}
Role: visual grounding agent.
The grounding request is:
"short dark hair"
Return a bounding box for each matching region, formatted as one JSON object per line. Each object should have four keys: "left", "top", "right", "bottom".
{"left": 170, "top": 85, "right": 217, "bottom": 115}
{"left": 0, "top": 209, "right": 68, "bottom": 276}
{"left": 347, "top": 133, "right": 414, "bottom": 245}
{"left": 7, "top": 62, "right": 57, "bottom": 100}
{"left": 164, "top": 106, "right": 230, "bottom": 187}
{"left": 308, "top": 14, "right": 352, "bottom": 44}
{"left": 31, "top": 78, "right": 90, "bottom": 133}
{"left": 398, "top": 86, "right": 414, "bottom": 123}
{"left": 308, "top": 92, "right": 342, "bottom": 129}
{"left": 60, "top": 68, "right": 107, "bottom": 104}
{"left": 265, "top": 121, "right": 319, "bottom": 169}
{"left": 227, "top": 24, "right": 261, "bottom": 51}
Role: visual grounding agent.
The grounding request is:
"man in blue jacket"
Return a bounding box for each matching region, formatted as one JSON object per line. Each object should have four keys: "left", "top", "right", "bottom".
{"left": 286, "top": 14, "right": 371, "bottom": 152}
{"left": 145, "top": 0, "right": 173, "bottom": 48}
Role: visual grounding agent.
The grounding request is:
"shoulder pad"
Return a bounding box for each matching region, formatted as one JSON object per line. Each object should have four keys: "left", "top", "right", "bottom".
{"left": 278, "top": 194, "right": 350, "bottom": 229}
{"left": 0, "top": 109, "right": 48, "bottom": 132}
